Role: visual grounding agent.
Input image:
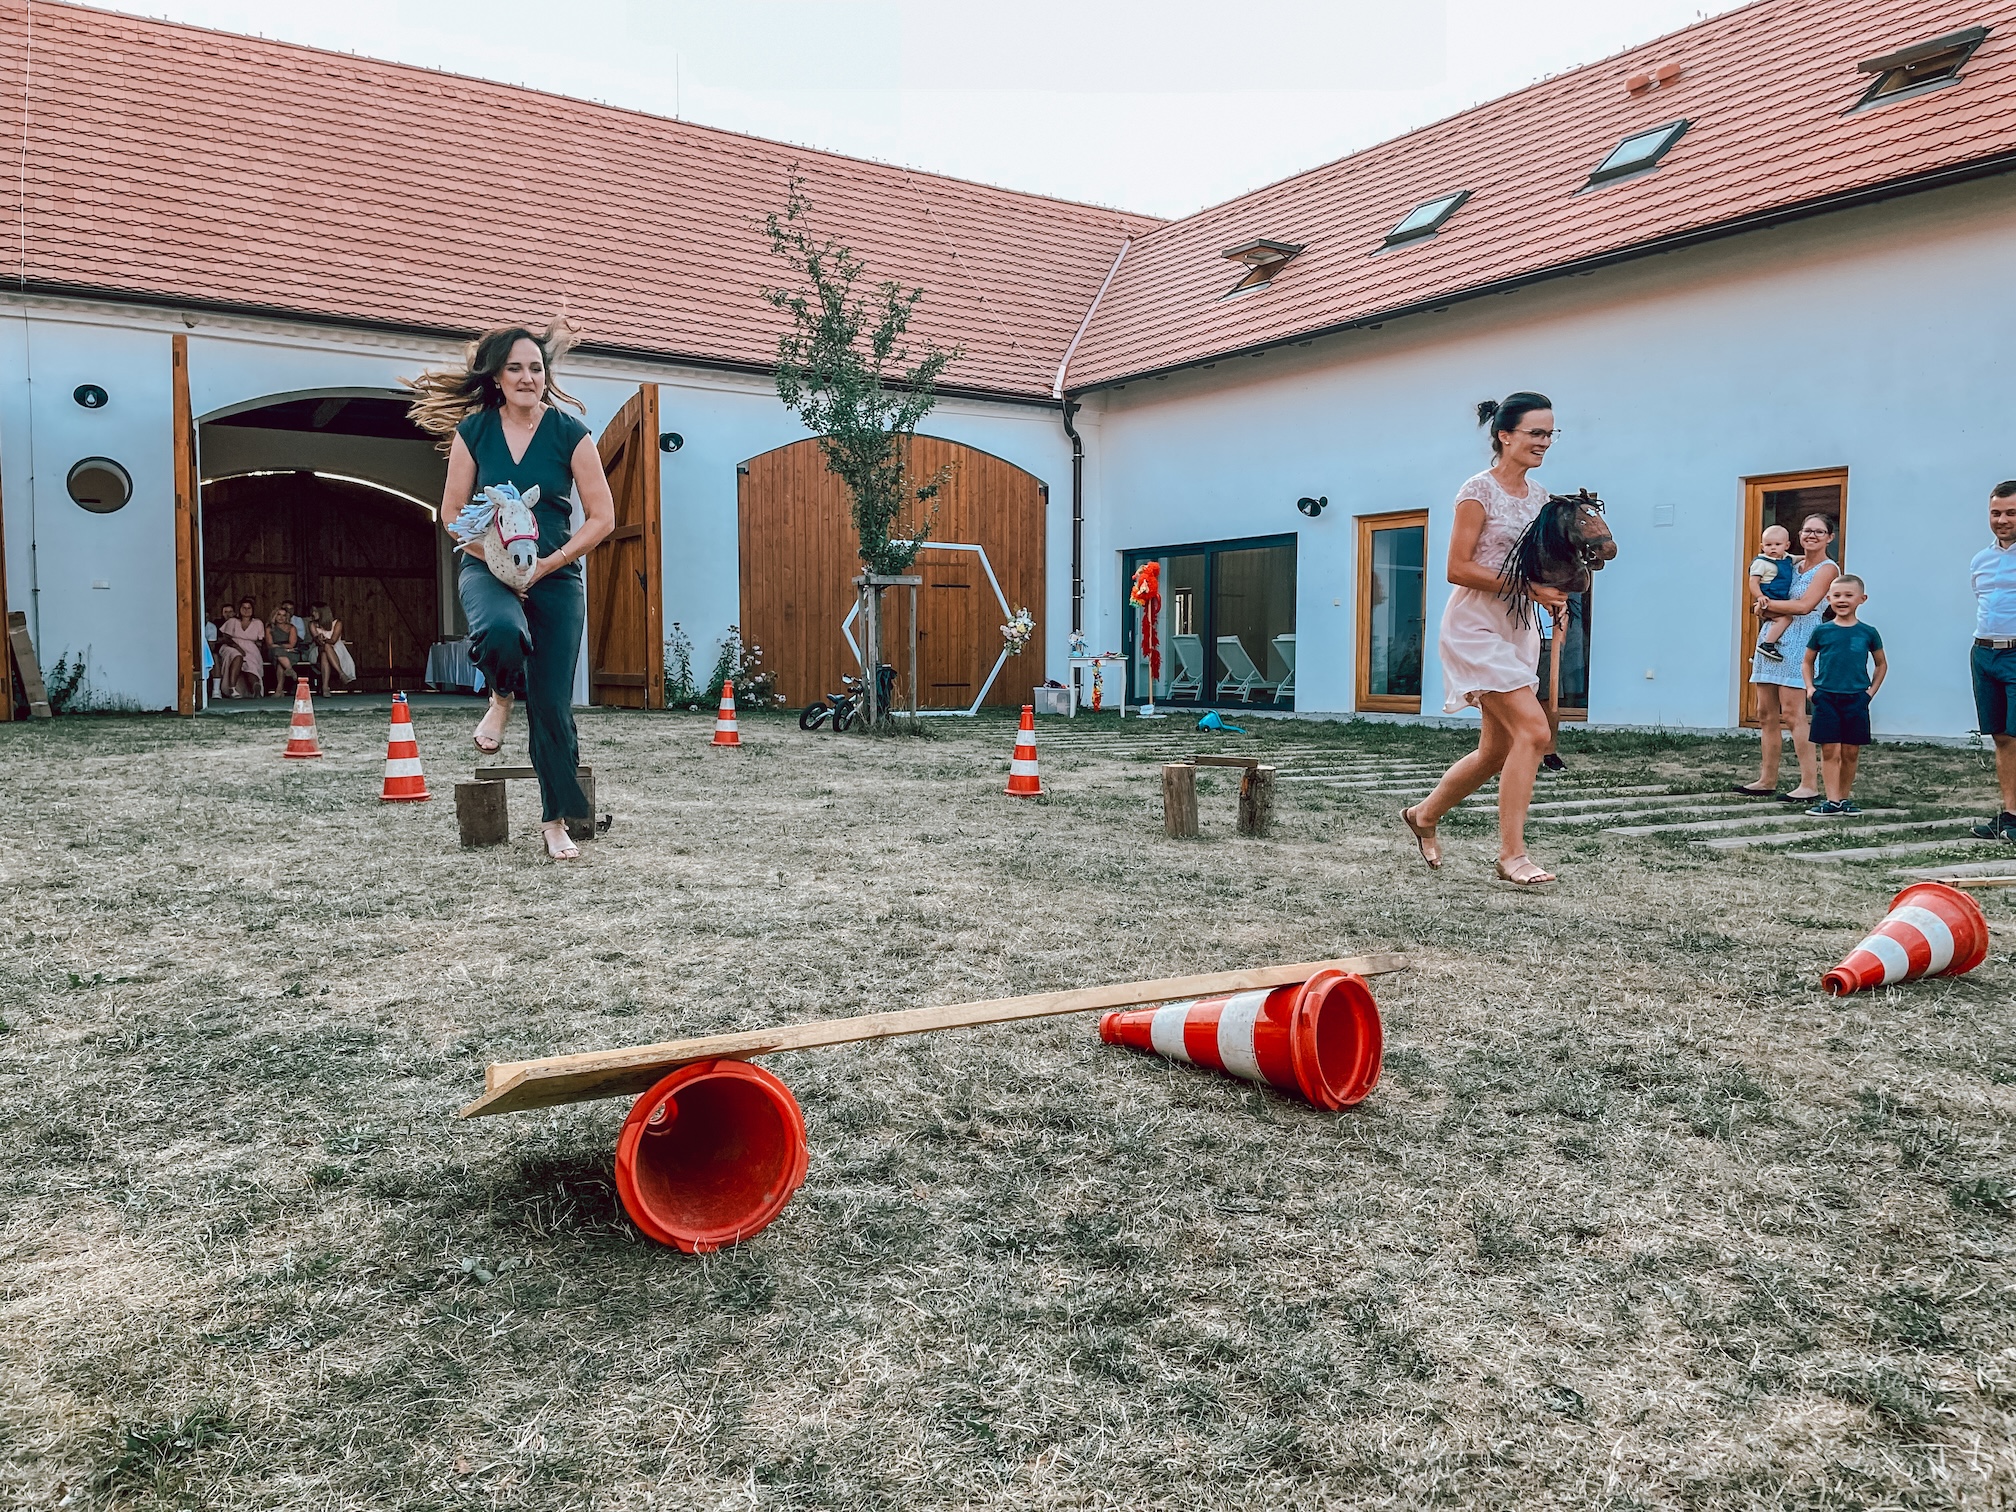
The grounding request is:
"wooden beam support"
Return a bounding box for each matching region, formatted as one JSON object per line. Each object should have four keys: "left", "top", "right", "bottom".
{"left": 462, "top": 953, "right": 1410, "bottom": 1118}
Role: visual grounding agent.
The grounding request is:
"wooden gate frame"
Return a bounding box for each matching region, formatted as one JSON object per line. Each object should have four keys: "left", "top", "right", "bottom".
{"left": 587, "top": 385, "right": 664, "bottom": 709}
{"left": 172, "top": 334, "right": 202, "bottom": 714}
{"left": 1736, "top": 466, "right": 1848, "bottom": 728}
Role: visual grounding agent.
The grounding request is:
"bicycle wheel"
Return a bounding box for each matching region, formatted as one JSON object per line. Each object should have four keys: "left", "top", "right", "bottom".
{"left": 833, "top": 703, "right": 856, "bottom": 732}
{"left": 799, "top": 702, "right": 830, "bottom": 731}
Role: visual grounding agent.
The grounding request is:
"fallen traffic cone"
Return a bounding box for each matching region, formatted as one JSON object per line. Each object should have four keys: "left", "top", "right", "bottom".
{"left": 281, "top": 677, "right": 322, "bottom": 759}
{"left": 1822, "top": 881, "right": 1988, "bottom": 996}
{"left": 1099, "top": 968, "right": 1382, "bottom": 1109}
{"left": 613, "top": 1059, "right": 810, "bottom": 1253}
{"left": 379, "top": 692, "right": 430, "bottom": 802}
{"left": 712, "top": 679, "right": 740, "bottom": 747}
{"left": 1005, "top": 705, "right": 1043, "bottom": 796}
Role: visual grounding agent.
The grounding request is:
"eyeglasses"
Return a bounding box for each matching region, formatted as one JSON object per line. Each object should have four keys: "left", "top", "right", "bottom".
{"left": 1512, "top": 427, "right": 1559, "bottom": 441}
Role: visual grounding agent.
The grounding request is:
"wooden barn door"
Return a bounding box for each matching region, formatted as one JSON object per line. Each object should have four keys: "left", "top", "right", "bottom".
{"left": 172, "top": 334, "right": 202, "bottom": 714}
{"left": 587, "top": 385, "right": 664, "bottom": 709}
{"left": 739, "top": 435, "right": 1045, "bottom": 710}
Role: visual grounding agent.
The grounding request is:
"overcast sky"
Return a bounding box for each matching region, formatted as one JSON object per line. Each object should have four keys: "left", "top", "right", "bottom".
{"left": 95, "top": 0, "right": 1751, "bottom": 218}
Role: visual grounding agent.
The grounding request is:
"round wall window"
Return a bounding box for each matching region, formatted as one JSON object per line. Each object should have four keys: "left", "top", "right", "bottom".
{"left": 67, "top": 457, "right": 133, "bottom": 513}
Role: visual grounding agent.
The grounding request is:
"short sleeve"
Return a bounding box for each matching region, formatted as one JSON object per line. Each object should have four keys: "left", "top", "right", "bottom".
{"left": 553, "top": 410, "right": 591, "bottom": 454}
{"left": 1864, "top": 625, "right": 1883, "bottom": 652}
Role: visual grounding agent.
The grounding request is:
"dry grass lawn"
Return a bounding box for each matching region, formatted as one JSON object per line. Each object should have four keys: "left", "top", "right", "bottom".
{"left": 2, "top": 703, "right": 2014, "bottom": 1510}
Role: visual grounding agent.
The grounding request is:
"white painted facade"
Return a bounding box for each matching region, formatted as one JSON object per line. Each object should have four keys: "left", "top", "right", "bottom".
{"left": 0, "top": 298, "right": 1077, "bottom": 711}
{"left": 1076, "top": 175, "right": 2016, "bottom": 739}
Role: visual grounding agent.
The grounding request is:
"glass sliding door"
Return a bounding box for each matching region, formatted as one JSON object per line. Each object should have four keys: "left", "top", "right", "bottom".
{"left": 1123, "top": 535, "right": 1296, "bottom": 708}
{"left": 1355, "top": 511, "right": 1427, "bottom": 713}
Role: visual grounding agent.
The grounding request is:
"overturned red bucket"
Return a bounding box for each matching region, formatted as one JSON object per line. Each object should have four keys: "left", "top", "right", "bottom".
{"left": 613, "top": 1059, "right": 810, "bottom": 1253}
{"left": 1098, "top": 968, "right": 1382, "bottom": 1109}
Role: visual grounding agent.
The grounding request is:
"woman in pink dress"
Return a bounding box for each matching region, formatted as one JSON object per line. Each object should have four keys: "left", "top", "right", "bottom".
{"left": 1401, "top": 392, "right": 1568, "bottom": 885}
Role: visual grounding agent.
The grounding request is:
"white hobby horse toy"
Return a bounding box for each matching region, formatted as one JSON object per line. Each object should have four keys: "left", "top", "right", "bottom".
{"left": 449, "top": 483, "right": 542, "bottom": 594}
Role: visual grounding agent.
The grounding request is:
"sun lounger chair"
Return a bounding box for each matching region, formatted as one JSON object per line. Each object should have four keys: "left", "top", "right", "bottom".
{"left": 1169, "top": 634, "right": 1204, "bottom": 700}
{"left": 1216, "top": 636, "right": 1277, "bottom": 702}
{"left": 1269, "top": 634, "right": 1296, "bottom": 703}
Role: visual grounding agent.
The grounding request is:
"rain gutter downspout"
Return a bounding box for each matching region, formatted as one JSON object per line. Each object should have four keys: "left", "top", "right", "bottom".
{"left": 1052, "top": 236, "right": 1129, "bottom": 636}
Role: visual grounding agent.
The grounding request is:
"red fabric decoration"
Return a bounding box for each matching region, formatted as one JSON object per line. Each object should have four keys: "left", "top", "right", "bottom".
{"left": 1129, "top": 560, "right": 1163, "bottom": 684}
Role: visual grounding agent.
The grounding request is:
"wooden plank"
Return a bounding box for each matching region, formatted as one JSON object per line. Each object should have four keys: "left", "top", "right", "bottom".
{"left": 172, "top": 334, "right": 200, "bottom": 714}
{"left": 1190, "top": 754, "right": 1261, "bottom": 769}
{"left": 7, "top": 611, "right": 51, "bottom": 717}
{"left": 462, "top": 953, "right": 1410, "bottom": 1117}
{"left": 1948, "top": 876, "right": 2016, "bottom": 889}
{"left": 473, "top": 764, "right": 593, "bottom": 782}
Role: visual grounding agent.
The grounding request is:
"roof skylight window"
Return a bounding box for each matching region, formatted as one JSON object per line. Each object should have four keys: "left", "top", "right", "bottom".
{"left": 1586, "top": 118, "right": 1688, "bottom": 185}
{"left": 1383, "top": 190, "right": 1470, "bottom": 246}
{"left": 1855, "top": 25, "right": 1989, "bottom": 107}
{"left": 1220, "top": 238, "right": 1304, "bottom": 295}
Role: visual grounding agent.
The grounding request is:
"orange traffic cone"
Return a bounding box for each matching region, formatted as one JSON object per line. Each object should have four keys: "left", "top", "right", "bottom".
{"left": 1005, "top": 705, "right": 1042, "bottom": 796}
{"left": 1822, "top": 881, "right": 1989, "bottom": 996}
{"left": 1099, "top": 969, "right": 1382, "bottom": 1109}
{"left": 281, "top": 677, "right": 322, "bottom": 759}
{"left": 614, "top": 1059, "right": 810, "bottom": 1253}
{"left": 712, "top": 679, "right": 740, "bottom": 747}
{"left": 379, "top": 692, "right": 430, "bottom": 802}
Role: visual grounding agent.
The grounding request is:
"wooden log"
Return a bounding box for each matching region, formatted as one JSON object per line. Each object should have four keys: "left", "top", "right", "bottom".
{"left": 454, "top": 780, "right": 509, "bottom": 847}
{"left": 462, "top": 952, "right": 1411, "bottom": 1118}
{"left": 1163, "top": 762, "right": 1199, "bottom": 838}
{"left": 7, "top": 611, "right": 51, "bottom": 719}
{"left": 1238, "top": 765, "right": 1276, "bottom": 837}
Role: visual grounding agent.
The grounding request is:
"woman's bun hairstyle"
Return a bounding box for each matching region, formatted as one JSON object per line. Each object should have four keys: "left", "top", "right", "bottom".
{"left": 1478, "top": 390, "right": 1553, "bottom": 455}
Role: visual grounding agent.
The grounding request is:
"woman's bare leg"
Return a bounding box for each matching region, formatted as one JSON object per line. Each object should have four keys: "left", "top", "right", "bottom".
{"left": 1780, "top": 685, "right": 1819, "bottom": 798}
{"left": 1413, "top": 707, "right": 1513, "bottom": 827}
{"left": 1479, "top": 687, "right": 1552, "bottom": 865}
{"left": 1752, "top": 688, "right": 1783, "bottom": 790}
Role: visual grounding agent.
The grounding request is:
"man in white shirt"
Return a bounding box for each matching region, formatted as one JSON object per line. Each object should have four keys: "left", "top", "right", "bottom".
{"left": 1969, "top": 480, "right": 2016, "bottom": 840}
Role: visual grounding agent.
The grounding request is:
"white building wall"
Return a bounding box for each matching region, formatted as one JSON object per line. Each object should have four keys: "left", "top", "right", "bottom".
{"left": 1082, "top": 175, "right": 2016, "bottom": 739}
{"left": 1, "top": 299, "right": 1076, "bottom": 709}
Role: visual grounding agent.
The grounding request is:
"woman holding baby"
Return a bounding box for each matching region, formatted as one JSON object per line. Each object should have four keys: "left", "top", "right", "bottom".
{"left": 1736, "top": 513, "right": 1840, "bottom": 802}
{"left": 407, "top": 323, "right": 615, "bottom": 860}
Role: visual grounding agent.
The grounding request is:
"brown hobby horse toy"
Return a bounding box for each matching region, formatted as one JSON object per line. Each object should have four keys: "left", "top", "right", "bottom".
{"left": 1499, "top": 489, "right": 1618, "bottom": 753}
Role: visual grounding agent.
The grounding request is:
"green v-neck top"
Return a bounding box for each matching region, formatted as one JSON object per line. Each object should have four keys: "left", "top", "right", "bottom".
{"left": 456, "top": 405, "right": 592, "bottom": 571}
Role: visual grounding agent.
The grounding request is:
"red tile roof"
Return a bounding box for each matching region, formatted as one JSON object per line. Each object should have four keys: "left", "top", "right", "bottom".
{"left": 1061, "top": 0, "right": 2016, "bottom": 390}
{"left": 2, "top": 1, "right": 1159, "bottom": 399}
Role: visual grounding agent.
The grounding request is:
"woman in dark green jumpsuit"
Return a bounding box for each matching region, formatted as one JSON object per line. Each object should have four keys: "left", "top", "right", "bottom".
{"left": 409, "top": 324, "right": 616, "bottom": 859}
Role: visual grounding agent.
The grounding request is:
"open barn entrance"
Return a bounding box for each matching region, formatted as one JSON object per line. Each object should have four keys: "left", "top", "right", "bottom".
{"left": 197, "top": 392, "right": 458, "bottom": 697}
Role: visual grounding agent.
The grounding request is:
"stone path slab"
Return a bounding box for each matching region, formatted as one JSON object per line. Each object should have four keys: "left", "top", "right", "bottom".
{"left": 1608, "top": 807, "right": 1908, "bottom": 837}
{"left": 1699, "top": 815, "right": 1985, "bottom": 849}
{"left": 1792, "top": 837, "right": 1996, "bottom": 863}
{"left": 1896, "top": 857, "right": 2016, "bottom": 879}
{"left": 1536, "top": 801, "right": 1759, "bottom": 826}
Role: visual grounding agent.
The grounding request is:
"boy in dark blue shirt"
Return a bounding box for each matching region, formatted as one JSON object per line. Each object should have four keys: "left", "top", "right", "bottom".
{"left": 1802, "top": 574, "right": 1886, "bottom": 815}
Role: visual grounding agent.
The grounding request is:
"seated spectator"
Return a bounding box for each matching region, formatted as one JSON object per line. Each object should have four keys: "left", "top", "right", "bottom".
{"left": 218, "top": 597, "right": 266, "bottom": 698}
{"left": 267, "top": 599, "right": 304, "bottom": 691}
{"left": 309, "top": 601, "right": 355, "bottom": 693}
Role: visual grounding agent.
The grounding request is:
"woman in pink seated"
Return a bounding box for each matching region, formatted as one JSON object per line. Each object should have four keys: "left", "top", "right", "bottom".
{"left": 218, "top": 597, "right": 266, "bottom": 698}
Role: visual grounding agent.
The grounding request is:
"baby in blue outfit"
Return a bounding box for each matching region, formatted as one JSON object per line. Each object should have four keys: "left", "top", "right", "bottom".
{"left": 1749, "top": 524, "right": 1796, "bottom": 661}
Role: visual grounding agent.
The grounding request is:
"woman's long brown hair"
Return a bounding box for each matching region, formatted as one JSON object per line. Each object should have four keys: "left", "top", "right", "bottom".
{"left": 404, "top": 319, "right": 586, "bottom": 451}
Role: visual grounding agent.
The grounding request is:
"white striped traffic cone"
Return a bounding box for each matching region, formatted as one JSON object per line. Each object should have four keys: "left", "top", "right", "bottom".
{"left": 1005, "top": 705, "right": 1042, "bottom": 796}
{"left": 379, "top": 693, "right": 430, "bottom": 802}
{"left": 1822, "top": 881, "right": 1988, "bottom": 996}
{"left": 712, "top": 679, "right": 740, "bottom": 747}
{"left": 1098, "top": 969, "right": 1382, "bottom": 1109}
{"left": 281, "top": 677, "right": 322, "bottom": 759}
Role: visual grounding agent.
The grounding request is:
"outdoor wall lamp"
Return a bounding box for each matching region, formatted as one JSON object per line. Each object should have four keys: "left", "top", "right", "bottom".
{"left": 659, "top": 431, "right": 684, "bottom": 453}
{"left": 74, "top": 384, "right": 108, "bottom": 409}
{"left": 1297, "top": 495, "right": 1328, "bottom": 517}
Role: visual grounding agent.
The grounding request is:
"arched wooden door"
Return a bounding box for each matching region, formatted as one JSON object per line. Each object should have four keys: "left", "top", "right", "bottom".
{"left": 738, "top": 436, "right": 1046, "bottom": 710}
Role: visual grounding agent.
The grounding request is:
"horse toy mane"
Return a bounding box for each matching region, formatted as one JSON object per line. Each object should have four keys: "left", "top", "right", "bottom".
{"left": 1498, "top": 488, "right": 1617, "bottom": 629}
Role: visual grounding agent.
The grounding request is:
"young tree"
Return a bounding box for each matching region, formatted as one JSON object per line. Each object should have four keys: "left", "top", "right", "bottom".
{"left": 763, "top": 179, "right": 960, "bottom": 577}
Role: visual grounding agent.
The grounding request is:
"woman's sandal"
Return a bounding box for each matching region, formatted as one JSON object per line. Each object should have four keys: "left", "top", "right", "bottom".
{"left": 472, "top": 701, "right": 509, "bottom": 755}
{"left": 1400, "top": 806, "right": 1441, "bottom": 870}
{"left": 1495, "top": 855, "right": 1556, "bottom": 886}
{"left": 542, "top": 824, "right": 580, "bottom": 862}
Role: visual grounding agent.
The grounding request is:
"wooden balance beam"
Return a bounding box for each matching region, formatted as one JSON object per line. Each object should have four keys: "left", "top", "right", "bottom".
{"left": 461, "top": 953, "right": 1410, "bottom": 1119}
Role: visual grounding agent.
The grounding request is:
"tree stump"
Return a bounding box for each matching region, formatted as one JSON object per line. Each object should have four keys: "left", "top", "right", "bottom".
{"left": 1238, "top": 765, "right": 1276, "bottom": 837}
{"left": 565, "top": 771, "right": 599, "bottom": 844}
{"left": 1162, "top": 763, "right": 1199, "bottom": 838}
{"left": 455, "top": 781, "right": 509, "bottom": 847}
